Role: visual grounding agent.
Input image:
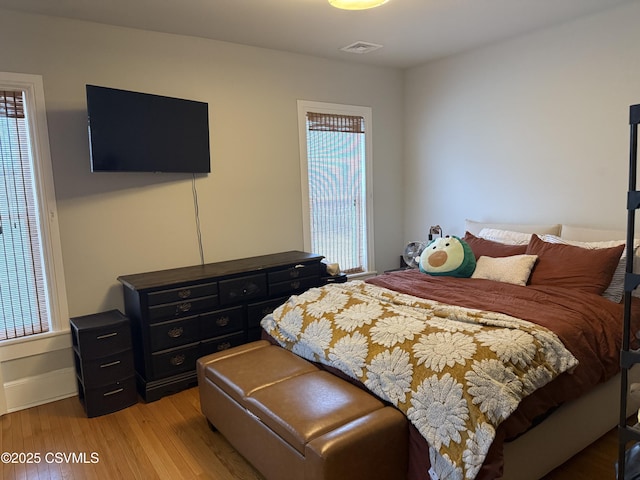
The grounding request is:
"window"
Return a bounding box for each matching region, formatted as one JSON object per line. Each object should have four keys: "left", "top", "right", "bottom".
{"left": 0, "top": 72, "right": 68, "bottom": 342}
{"left": 298, "top": 101, "right": 374, "bottom": 275}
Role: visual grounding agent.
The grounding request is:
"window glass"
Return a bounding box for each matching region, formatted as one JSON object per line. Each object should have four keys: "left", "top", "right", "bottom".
{"left": 0, "top": 73, "right": 67, "bottom": 342}
{"left": 298, "top": 101, "right": 374, "bottom": 275}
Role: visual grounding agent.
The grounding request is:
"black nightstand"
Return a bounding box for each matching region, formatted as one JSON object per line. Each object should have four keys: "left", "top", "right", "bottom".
{"left": 70, "top": 310, "right": 137, "bottom": 417}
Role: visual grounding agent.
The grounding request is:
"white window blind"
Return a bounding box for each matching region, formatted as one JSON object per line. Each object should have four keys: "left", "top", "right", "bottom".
{"left": 299, "top": 101, "right": 374, "bottom": 276}
{"left": 0, "top": 89, "right": 50, "bottom": 340}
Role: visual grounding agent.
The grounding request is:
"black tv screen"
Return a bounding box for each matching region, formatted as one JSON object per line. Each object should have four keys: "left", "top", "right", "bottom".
{"left": 86, "top": 85, "right": 210, "bottom": 173}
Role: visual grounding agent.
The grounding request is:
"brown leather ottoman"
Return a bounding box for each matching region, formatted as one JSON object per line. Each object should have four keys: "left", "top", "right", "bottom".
{"left": 197, "top": 340, "right": 408, "bottom": 480}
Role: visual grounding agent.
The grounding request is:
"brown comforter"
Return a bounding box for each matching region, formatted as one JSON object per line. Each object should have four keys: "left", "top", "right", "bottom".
{"left": 366, "top": 269, "right": 624, "bottom": 479}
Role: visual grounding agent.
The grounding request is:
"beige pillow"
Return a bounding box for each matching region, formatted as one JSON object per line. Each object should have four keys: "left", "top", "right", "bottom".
{"left": 478, "top": 228, "right": 532, "bottom": 245}
{"left": 560, "top": 225, "right": 626, "bottom": 242}
{"left": 471, "top": 254, "right": 538, "bottom": 286}
{"left": 464, "top": 219, "right": 561, "bottom": 236}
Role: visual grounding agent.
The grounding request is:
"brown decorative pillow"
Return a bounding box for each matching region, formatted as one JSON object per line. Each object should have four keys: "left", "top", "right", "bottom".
{"left": 463, "top": 232, "right": 528, "bottom": 260}
{"left": 525, "top": 234, "right": 625, "bottom": 294}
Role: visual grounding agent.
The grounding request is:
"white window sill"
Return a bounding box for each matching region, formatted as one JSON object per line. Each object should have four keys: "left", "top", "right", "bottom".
{"left": 0, "top": 329, "right": 72, "bottom": 362}
{"left": 346, "top": 271, "right": 378, "bottom": 281}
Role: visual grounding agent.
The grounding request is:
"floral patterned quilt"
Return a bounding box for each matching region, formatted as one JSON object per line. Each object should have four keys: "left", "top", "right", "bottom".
{"left": 260, "top": 280, "right": 578, "bottom": 480}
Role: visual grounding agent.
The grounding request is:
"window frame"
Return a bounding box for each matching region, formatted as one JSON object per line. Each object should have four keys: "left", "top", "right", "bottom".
{"left": 0, "top": 72, "right": 70, "bottom": 357}
{"left": 297, "top": 100, "right": 375, "bottom": 277}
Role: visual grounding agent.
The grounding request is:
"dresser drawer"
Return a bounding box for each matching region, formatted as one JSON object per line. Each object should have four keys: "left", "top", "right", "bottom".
{"left": 201, "top": 306, "right": 244, "bottom": 339}
{"left": 73, "top": 319, "right": 132, "bottom": 360}
{"left": 200, "top": 332, "right": 246, "bottom": 356}
{"left": 149, "top": 315, "right": 200, "bottom": 351}
{"left": 78, "top": 376, "right": 137, "bottom": 418}
{"left": 150, "top": 343, "right": 200, "bottom": 379}
{"left": 247, "top": 327, "right": 263, "bottom": 343}
{"left": 219, "top": 274, "right": 267, "bottom": 305}
{"left": 269, "top": 276, "right": 321, "bottom": 297}
{"left": 268, "top": 262, "right": 322, "bottom": 283}
{"left": 75, "top": 349, "right": 134, "bottom": 388}
{"left": 247, "top": 297, "right": 287, "bottom": 329}
{"left": 148, "top": 295, "right": 219, "bottom": 322}
{"left": 146, "top": 282, "right": 218, "bottom": 306}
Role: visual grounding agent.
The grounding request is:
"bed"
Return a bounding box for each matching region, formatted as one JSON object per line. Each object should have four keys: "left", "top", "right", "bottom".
{"left": 260, "top": 221, "right": 640, "bottom": 480}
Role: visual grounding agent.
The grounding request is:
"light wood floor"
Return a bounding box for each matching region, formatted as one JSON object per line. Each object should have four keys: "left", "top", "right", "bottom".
{"left": 0, "top": 387, "right": 622, "bottom": 479}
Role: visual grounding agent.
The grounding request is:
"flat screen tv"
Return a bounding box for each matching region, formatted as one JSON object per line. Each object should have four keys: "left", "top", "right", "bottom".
{"left": 86, "top": 85, "right": 210, "bottom": 173}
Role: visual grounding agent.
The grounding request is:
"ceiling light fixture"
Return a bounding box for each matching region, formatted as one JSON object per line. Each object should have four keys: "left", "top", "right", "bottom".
{"left": 328, "top": 0, "right": 390, "bottom": 10}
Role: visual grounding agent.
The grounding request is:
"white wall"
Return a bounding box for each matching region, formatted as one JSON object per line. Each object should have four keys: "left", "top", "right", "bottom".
{"left": 0, "top": 9, "right": 404, "bottom": 409}
{"left": 404, "top": 1, "right": 640, "bottom": 241}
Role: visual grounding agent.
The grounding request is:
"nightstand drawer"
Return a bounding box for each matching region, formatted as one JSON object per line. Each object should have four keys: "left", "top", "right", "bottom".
{"left": 75, "top": 349, "right": 134, "bottom": 388}
{"left": 219, "top": 274, "right": 266, "bottom": 305}
{"left": 268, "top": 262, "right": 322, "bottom": 283}
{"left": 72, "top": 313, "right": 131, "bottom": 360}
{"left": 78, "top": 376, "right": 137, "bottom": 418}
{"left": 148, "top": 294, "right": 219, "bottom": 322}
{"left": 150, "top": 343, "right": 200, "bottom": 379}
{"left": 201, "top": 306, "right": 244, "bottom": 338}
{"left": 149, "top": 315, "right": 200, "bottom": 351}
{"left": 146, "top": 282, "right": 218, "bottom": 306}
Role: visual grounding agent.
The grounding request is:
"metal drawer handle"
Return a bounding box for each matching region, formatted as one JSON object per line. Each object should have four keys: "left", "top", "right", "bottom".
{"left": 103, "top": 388, "right": 124, "bottom": 397}
{"left": 290, "top": 281, "right": 301, "bottom": 289}
{"left": 96, "top": 332, "right": 118, "bottom": 340}
{"left": 175, "top": 302, "right": 192, "bottom": 315}
{"left": 178, "top": 289, "right": 192, "bottom": 299}
{"left": 168, "top": 327, "right": 184, "bottom": 338}
{"left": 100, "top": 360, "right": 121, "bottom": 368}
{"left": 288, "top": 269, "right": 301, "bottom": 278}
{"left": 216, "top": 317, "right": 229, "bottom": 327}
{"left": 170, "top": 354, "right": 186, "bottom": 366}
{"left": 217, "top": 342, "right": 232, "bottom": 351}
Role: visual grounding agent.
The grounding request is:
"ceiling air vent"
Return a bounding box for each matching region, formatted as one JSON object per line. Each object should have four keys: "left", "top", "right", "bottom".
{"left": 340, "top": 41, "right": 383, "bottom": 54}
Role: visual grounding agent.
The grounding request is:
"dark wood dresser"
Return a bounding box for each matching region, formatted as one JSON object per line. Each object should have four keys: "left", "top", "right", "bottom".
{"left": 118, "top": 250, "right": 325, "bottom": 402}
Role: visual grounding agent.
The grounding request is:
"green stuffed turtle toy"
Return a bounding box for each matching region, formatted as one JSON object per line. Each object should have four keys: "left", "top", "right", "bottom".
{"left": 419, "top": 235, "right": 476, "bottom": 278}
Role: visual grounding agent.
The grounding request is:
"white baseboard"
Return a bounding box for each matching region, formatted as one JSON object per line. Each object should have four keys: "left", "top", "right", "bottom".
{"left": 4, "top": 367, "right": 78, "bottom": 413}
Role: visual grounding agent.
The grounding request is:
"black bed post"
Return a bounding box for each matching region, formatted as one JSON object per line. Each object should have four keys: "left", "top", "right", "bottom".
{"left": 619, "top": 104, "right": 640, "bottom": 480}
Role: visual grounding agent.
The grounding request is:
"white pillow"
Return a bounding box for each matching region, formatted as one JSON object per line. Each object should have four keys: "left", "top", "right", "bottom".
{"left": 478, "top": 228, "right": 532, "bottom": 246}
{"left": 465, "top": 219, "right": 560, "bottom": 236}
{"left": 540, "top": 234, "right": 633, "bottom": 302}
{"left": 542, "top": 233, "right": 627, "bottom": 250}
{"left": 471, "top": 254, "right": 538, "bottom": 286}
